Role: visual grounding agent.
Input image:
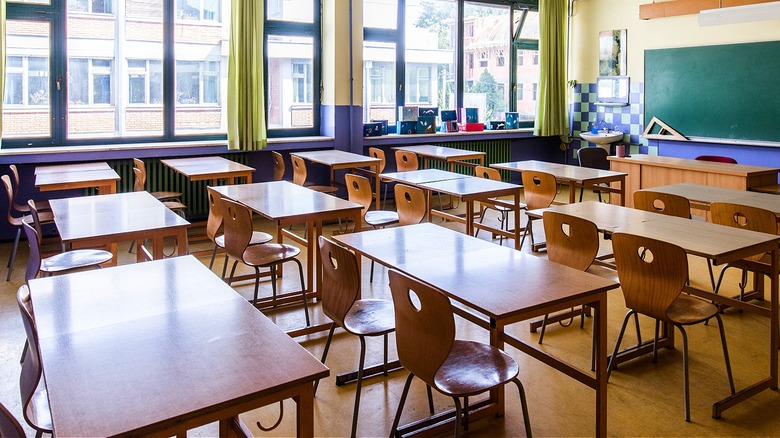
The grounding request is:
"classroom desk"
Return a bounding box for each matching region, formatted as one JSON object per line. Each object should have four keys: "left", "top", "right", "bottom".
{"left": 290, "top": 150, "right": 381, "bottom": 208}
{"left": 491, "top": 160, "right": 627, "bottom": 206}
{"left": 335, "top": 223, "right": 618, "bottom": 437}
{"left": 161, "top": 156, "right": 255, "bottom": 185}
{"left": 212, "top": 181, "right": 362, "bottom": 336}
{"left": 526, "top": 201, "right": 780, "bottom": 419}
{"left": 28, "top": 255, "right": 329, "bottom": 437}
{"left": 392, "top": 144, "right": 486, "bottom": 171}
{"left": 34, "top": 164, "right": 120, "bottom": 195}
{"left": 640, "top": 183, "right": 780, "bottom": 219}
{"left": 380, "top": 168, "right": 469, "bottom": 185}
{"left": 49, "top": 191, "right": 189, "bottom": 265}
{"left": 608, "top": 155, "right": 780, "bottom": 208}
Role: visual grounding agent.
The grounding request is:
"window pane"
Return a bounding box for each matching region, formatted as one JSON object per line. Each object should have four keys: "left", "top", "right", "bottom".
{"left": 267, "top": 0, "right": 314, "bottom": 23}
{"left": 174, "top": 0, "right": 227, "bottom": 135}
{"left": 364, "top": 0, "right": 397, "bottom": 29}
{"left": 516, "top": 11, "right": 539, "bottom": 120}
{"left": 267, "top": 35, "right": 314, "bottom": 129}
{"left": 362, "top": 41, "right": 396, "bottom": 124}
{"left": 406, "top": 0, "right": 457, "bottom": 111}
{"left": 463, "top": 2, "right": 509, "bottom": 123}
{"left": 69, "top": 0, "right": 89, "bottom": 12}
{"left": 3, "top": 20, "right": 51, "bottom": 138}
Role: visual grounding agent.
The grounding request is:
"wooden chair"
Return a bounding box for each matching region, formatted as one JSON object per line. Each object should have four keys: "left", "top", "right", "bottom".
{"left": 577, "top": 147, "right": 610, "bottom": 202}
{"left": 367, "top": 147, "right": 390, "bottom": 208}
{"left": 387, "top": 269, "right": 532, "bottom": 438}
{"left": 132, "top": 158, "right": 184, "bottom": 202}
{"left": 394, "top": 150, "right": 419, "bottom": 172}
{"left": 519, "top": 170, "right": 557, "bottom": 250}
{"left": 394, "top": 184, "right": 427, "bottom": 226}
{"left": 315, "top": 237, "right": 398, "bottom": 438}
{"left": 539, "top": 211, "right": 599, "bottom": 345}
{"left": 633, "top": 190, "right": 716, "bottom": 289}
{"left": 205, "top": 187, "right": 273, "bottom": 278}
{"left": 474, "top": 166, "right": 525, "bottom": 244}
{"left": 2, "top": 175, "right": 53, "bottom": 281}
{"left": 695, "top": 155, "right": 737, "bottom": 164}
{"left": 0, "top": 400, "right": 26, "bottom": 438}
{"left": 345, "top": 174, "right": 399, "bottom": 282}
{"left": 17, "top": 285, "right": 53, "bottom": 438}
{"left": 221, "top": 197, "right": 309, "bottom": 324}
{"left": 608, "top": 233, "right": 735, "bottom": 421}
{"left": 271, "top": 151, "right": 286, "bottom": 181}
{"left": 290, "top": 155, "right": 338, "bottom": 194}
{"left": 710, "top": 202, "right": 778, "bottom": 304}
{"left": 9, "top": 164, "right": 50, "bottom": 214}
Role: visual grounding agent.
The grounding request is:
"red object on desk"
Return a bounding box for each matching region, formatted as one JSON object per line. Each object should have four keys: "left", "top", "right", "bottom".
{"left": 460, "top": 122, "right": 484, "bottom": 132}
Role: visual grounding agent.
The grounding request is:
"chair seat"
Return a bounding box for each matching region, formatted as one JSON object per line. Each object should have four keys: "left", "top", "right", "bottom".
{"left": 215, "top": 231, "right": 273, "bottom": 249}
{"left": 242, "top": 243, "right": 301, "bottom": 267}
{"left": 365, "top": 211, "right": 399, "bottom": 227}
{"left": 151, "top": 190, "right": 182, "bottom": 201}
{"left": 41, "top": 249, "right": 113, "bottom": 274}
{"left": 484, "top": 199, "right": 525, "bottom": 212}
{"left": 343, "top": 299, "right": 395, "bottom": 336}
{"left": 163, "top": 200, "right": 187, "bottom": 211}
{"left": 667, "top": 294, "right": 719, "bottom": 325}
{"left": 434, "top": 340, "right": 519, "bottom": 397}
{"left": 307, "top": 184, "right": 338, "bottom": 194}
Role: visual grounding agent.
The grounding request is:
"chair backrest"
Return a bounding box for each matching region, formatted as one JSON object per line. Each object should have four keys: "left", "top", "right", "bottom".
{"left": 633, "top": 191, "right": 691, "bottom": 219}
{"left": 368, "top": 147, "right": 386, "bottom": 174}
{"left": 17, "top": 285, "right": 44, "bottom": 430}
{"left": 9, "top": 164, "right": 30, "bottom": 213}
{"left": 132, "top": 167, "right": 146, "bottom": 192}
{"left": 394, "top": 184, "right": 426, "bottom": 225}
{"left": 219, "top": 197, "right": 254, "bottom": 262}
{"left": 205, "top": 187, "right": 224, "bottom": 242}
{"left": 695, "top": 155, "right": 737, "bottom": 164}
{"left": 612, "top": 233, "right": 688, "bottom": 321}
{"left": 521, "top": 170, "right": 557, "bottom": 210}
{"left": 290, "top": 155, "right": 309, "bottom": 186}
{"left": 0, "top": 401, "right": 25, "bottom": 438}
{"left": 271, "top": 151, "right": 286, "bottom": 181}
{"left": 542, "top": 211, "right": 599, "bottom": 272}
{"left": 578, "top": 147, "right": 610, "bottom": 170}
{"left": 388, "top": 269, "right": 454, "bottom": 387}
{"left": 2, "top": 175, "right": 24, "bottom": 227}
{"left": 475, "top": 165, "right": 501, "bottom": 181}
{"left": 711, "top": 202, "right": 777, "bottom": 261}
{"left": 318, "top": 236, "right": 361, "bottom": 327}
{"left": 395, "top": 150, "right": 419, "bottom": 172}
{"left": 20, "top": 220, "right": 42, "bottom": 283}
{"left": 344, "top": 174, "right": 373, "bottom": 219}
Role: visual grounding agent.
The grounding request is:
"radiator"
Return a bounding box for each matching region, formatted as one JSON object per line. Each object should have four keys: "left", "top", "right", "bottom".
{"left": 428, "top": 140, "right": 513, "bottom": 181}
{"left": 102, "top": 153, "right": 250, "bottom": 219}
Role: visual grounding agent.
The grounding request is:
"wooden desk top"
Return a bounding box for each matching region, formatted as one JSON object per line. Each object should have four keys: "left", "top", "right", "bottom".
{"left": 608, "top": 155, "right": 780, "bottom": 177}
{"left": 335, "top": 223, "right": 618, "bottom": 321}
{"left": 160, "top": 156, "right": 255, "bottom": 180}
{"left": 35, "top": 168, "right": 120, "bottom": 187}
{"left": 528, "top": 201, "right": 780, "bottom": 264}
{"left": 393, "top": 145, "right": 486, "bottom": 161}
{"left": 34, "top": 162, "right": 111, "bottom": 175}
{"left": 291, "top": 150, "right": 380, "bottom": 168}
{"left": 49, "top": 191, "right": 189, "bottom": 242}
{"left": 29, "top": 256, "right": 329, "bottom": 437}
{"left": 212, "top": 181, "right": 362, "bottom": 222}
{"left": 491, "top": 160, "right": 626, "bottom": 182}
{"left": 418, "top": 175, "right": 521, "bottom": 198}
{"left": 642, "top": 183, "right": 780, "bottom": 216}
{"left": 380, "top": 168, "right": 469, "bottom": 184}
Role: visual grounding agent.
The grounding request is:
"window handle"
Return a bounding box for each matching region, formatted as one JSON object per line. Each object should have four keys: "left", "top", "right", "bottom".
{"left": 56, "top": 76, "right": 62, "bottom": 91}
{"left": 398, "top": 81, "right": 403, "bottom": 92}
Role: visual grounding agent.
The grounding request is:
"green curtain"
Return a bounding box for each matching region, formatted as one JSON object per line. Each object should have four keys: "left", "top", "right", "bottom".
{"left": 0, "top": 0, "right": 6, "bottom": 148}
{"left": 227, "top": 0, "right": 266, "bottom": 151}
{"left": 534, "top": 0, "right": 568, "bottom": 137}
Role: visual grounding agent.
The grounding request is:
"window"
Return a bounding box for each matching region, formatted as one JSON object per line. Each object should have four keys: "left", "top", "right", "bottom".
{"left": 3, "top": 56, "right": 49, "bottom": 106}
{"left": 518, "top": 52, "right": 523, "bottom": 65}
{"left": 478, "top": 52, "right": 488, "bottom": 68}
{"left": 406, "top": 65, "right": 431, "bottom": 104}
{"left": 68, "top": 0, "right": 112, "bottom": 14}
{"left": 177, "top": 0, "right": 220, "bottom": 22}
{"left": 128, "top": 60, "right": 162, "bottom": 105}
{"left": 532, "top": 82, "right": 538, "bottom": 100}
{"left": 517, "top": 82, "right": 523, "bottom": 100}
{"left": 497, "top": 51, "right": 505, "bottom": 67}
{"left": 532, "top": 52, "right": 539, "bottom": 65}
{"left": 292, "top": 60, "right": 312, "bottom": 104}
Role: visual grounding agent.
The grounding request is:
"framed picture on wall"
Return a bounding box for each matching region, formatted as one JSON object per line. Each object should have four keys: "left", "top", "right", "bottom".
{"left": 599, "top": 29, "right": 627, "bottom": 77}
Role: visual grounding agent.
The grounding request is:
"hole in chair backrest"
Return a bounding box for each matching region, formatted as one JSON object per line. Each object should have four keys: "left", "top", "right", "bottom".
{"left": 732, "top": 212, "right": 748, "bottom": 227}
{"left": 351, "top": 180, "right": 359, "bottom": 191}
{"left": 532, "top": 176, "right": 542, "bottom": 186}
{"left": 560, "top": 222, "right": 571, "bottom": 237}
{"left": 407, "top": 289, "right": 422, "bottom": 312}
{"left": 328, "top": 251, "right": 339, "bottom": 269}
{"left": 404, "top": 192, "right": 412, "bottom": 202}
{"left": 638, "top": 246, "right": 654, "bottom": 263}
{"left": 651, "top": 199, "right": 666, "bottom": 212}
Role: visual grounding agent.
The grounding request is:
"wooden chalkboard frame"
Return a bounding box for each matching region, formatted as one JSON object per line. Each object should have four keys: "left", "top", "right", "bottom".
{"left": 644, "top": 40, "right": 780, "bottom": 145}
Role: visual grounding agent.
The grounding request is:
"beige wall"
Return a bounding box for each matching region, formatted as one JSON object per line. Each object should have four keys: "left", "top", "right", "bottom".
{"left": 570, "top": 0, "right": 780, "bottom": 83}
{"left": 322, "top": 0, "right": 363, "bottom": 106}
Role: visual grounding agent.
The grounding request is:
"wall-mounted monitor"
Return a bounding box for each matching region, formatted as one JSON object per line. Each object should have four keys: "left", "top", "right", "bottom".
{"left": 597, "top": 76, "right": 629, "bottom": 105}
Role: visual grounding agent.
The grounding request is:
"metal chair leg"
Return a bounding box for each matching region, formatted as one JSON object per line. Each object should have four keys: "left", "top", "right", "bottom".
{"left": 208, "top": 244, "right": 218, "bottom": 269}
{"left": 679, "top": 325, "right": 691, "bottom": 422}
{"left": 512, "top": 377, "right": 533, "bottom": 437}
{"left": 350, "top": 337, "right": 368, "bottom": 438}
{"left": 607, "top": 310, "right": 635, "bottom": 381}
{"left": 453, "top": 396, "right": 462, "bottom": 438}
{"left": 713, "top": 314, "right": 736, "bottom": 395}
{"left": 293, "top": 258, "right": 310, "bottom": 326}
{"left": 313, "top": 324, "right": 337, "bottom": 396}
{"left": 389, "top": 373, "right": 415, "bottom": 438}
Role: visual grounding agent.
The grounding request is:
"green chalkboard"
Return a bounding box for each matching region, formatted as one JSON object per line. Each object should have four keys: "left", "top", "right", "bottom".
{"left": 644, "top": 40, "right": 780, "bottom": 144}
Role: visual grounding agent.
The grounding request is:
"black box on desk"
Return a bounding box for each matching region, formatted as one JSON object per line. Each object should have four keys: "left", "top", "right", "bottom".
{"left": 363, "top": 122, "right": 383, "bottom": 137}
{"left": 489, "top": 121, "right": 506, "bottom": 130}
{"left": 418, "top": 107, "right": 439, "bottom": 118}
{"left": 440, "top": 110, "right": 457, "bottom": 122}
{"left": 460, "top": 108, "right": 479, "bottom": 123}
{"left": 371, "top": 119, "right": 388, "bottom": 135}
{"left": 417, "top": 116, "right": 436, "bottom": 134}
{"left": 396, "top": 121, "right": 417, "bottom": 135}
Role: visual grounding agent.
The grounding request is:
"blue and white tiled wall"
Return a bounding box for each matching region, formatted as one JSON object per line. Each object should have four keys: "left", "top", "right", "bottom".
{"left": 569, "top": 82, "right": 654, "bottom": 157}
